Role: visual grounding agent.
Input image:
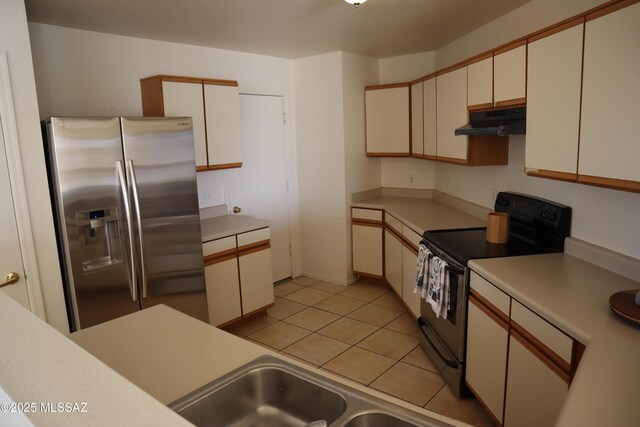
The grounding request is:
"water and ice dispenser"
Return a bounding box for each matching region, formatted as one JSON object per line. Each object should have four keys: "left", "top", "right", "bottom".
{"left": 75, "top": 207, "right": 123, "bottom": 272}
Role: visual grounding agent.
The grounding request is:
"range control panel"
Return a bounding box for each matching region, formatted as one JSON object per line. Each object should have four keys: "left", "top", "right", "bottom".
{"left": 495, "top": 192, "right": 571, "bottom": 237}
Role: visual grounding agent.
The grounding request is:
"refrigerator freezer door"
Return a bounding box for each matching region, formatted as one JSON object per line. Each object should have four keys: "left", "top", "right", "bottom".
{"left": 120, "top": 117, "right": 208, "bottom": 322}
{"left": 46, "top": 117, "right": 139, "bottom": 330}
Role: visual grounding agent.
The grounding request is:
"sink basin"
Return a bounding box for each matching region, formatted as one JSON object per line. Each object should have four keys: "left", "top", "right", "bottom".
{"left": 170, "top": 355, "right": 453, "bottom": 427}
{"left": 343, "top": 412, "right": 420, "bottom": 427}
{"left": 172, "top": 365, "right": 347, "bottom": 427}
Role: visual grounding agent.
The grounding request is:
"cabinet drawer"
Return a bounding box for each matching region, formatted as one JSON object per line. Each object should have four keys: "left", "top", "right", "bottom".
{"left": 202, "top": 236, "right": 236, "bottom": 257}
{"left": 237, "top": 227, "right": 270, "bottom": 247}
{"left": 511, "top": 300, "right": 572, "bottom": 364}
{"left": 352, "top": 208, "right": 383, "bottom": 222}
{"left": 385, "top": 213, "right": 402, "bottom": 233}
{"left": 470, "top": 272, "right": 510, "bottom": 317}
{"left": 401, "top": 224, "right": 422, "bottom": 248}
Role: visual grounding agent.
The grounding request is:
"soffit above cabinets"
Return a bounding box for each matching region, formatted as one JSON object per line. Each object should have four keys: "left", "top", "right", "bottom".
{"left": 25, "top": 0, "right": 530, "bottom": 59}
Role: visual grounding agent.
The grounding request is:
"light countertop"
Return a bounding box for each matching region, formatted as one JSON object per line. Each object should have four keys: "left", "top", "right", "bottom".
{"left": 200, "top": 214, "right": 269, "bottom": 242}
{"left": 70, "top": 305, "right": 468, "bottom": 427}
{"left": 469, "top": 254, "right": 640, "bottom": 427}
{"left": 352, "top": 195, "right": 485, "bottom": 235}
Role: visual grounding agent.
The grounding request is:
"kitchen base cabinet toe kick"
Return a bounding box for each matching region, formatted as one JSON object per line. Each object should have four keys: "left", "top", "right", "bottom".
{"left": 203, "top": 227, "right": 275, "bottom": 328}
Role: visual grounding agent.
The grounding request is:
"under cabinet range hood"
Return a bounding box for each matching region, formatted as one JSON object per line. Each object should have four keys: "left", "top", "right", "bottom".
{"left": 455, "top": 106, "right": 526, "bottom": 136}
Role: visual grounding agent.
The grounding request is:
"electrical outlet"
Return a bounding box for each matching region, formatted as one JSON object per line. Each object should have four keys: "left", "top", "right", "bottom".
{"left": 447, "top": 179, "right": 453, "bottom": 191}
{"left": 409, "top": 175, "right": 414, "bottom": 185}
{"left": 201, "top": 191, "right": 213, "bottom": 202}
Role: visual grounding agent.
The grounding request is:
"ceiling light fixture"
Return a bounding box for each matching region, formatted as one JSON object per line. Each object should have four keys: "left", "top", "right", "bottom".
{"left": 344, "top": 0, "right": 367, "bottom": 7}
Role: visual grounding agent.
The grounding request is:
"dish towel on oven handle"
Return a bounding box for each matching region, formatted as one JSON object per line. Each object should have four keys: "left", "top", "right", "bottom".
{"left": 426, "top": 256, "right": 450, "bottom": 319}
{"left": 415, "top": 243, "right": 432, "bottom": 299}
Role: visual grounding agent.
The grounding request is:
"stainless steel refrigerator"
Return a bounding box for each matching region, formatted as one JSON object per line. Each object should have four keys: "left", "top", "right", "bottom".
{"left": 44, "top": 117, "right": 208, "bottom": 331}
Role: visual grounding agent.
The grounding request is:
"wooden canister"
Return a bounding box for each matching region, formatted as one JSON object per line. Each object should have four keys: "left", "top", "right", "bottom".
{"left": 487, "top": 212, "right": 510, "bottom": 243}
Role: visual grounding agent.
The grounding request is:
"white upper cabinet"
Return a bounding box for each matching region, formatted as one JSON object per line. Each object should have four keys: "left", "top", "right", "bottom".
{"left": 423, "top": 77, "right": 437, "bottom": 158}
{"left": 525, "top": 23, "right": 584, "bottom": 176}
{"left": 411, "top": 82, "right": 424, "bottom": 157}
{"left": 436, "top": 67, "right": 468, "bottom": 162}
{"left": 467, "top": 56, "right": 493, "bottom": 109}
{"left": 365, "top": 85, "right": 410, "bottom": 156}
{"left": 161, "top": 81, "right": 208, "bottom": 169}
{"left": 494, "top": 44, "right": 527, "bottom": 106}
{"left": 204, "top": 83, "right": 242, "bottom": 169}
{"left": 140, "top": 75, "right": 242, "bottom": 171}
{"left": 578, "top": 3, "right": 640, "bottom": 187}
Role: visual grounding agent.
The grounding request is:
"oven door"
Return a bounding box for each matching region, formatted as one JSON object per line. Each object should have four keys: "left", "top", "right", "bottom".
{"left": 417, "top": 241, "right": 469, "bottom": 397}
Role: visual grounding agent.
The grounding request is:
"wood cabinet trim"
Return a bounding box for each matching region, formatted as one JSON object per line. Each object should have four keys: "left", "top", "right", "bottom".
{"left": 241, "top": 303, "right": 274, "bottom": 319}
{"left": 436, "top": 61, "right": 468, "bottom": 76}
{"left": 470, "top": 290, "right": 510, "bottom": 325}
{"left": 203, "top": 248, "right": 239, "bottom": 265}
{"left": 465, "top": 382, "right": 504, "bottom": 427}
{"left": 200, "top": 162, "right": 243, "bottom": 171}
{"left": 202, "top": 78, "right": 239, "bottom": 87}
{"left": 510, "top": 327, "right": 571, "bottom": 384}
{"left": 237, "top": 240, "right": 271, "bottom": 257}
{"left": 140, "top": 78, "right": 165, "bottom": 117}
{"left": 366, "top": 152, "right": 410, "bottom": 158}
{"left": 142, "top": 75, "right": 204, "bottom": 84}
{"left": 435, "top": 155, "right": 468, "bottom": 165}
{"left": 577, "top": 174, "right": 640, "bottom": 193}
{"left": 510, "top": 320, "right": 572, "bottom": 380}
{"left": 570, "top": 341, "right": 586, "bottom": 384}
{"left": 528, "top": 17, "right": 585, "bottom": 43}
{"left": 466, "top": 51, "right": 494, "bottom": 66}
{"left": 586, "top": 0, "right": 640, "bottom": 20}
{"left": 526, "top": 169, "right": 578, "bottom": 183}
{"left": 352, "top": 218, "right": 383, "bottom": 227}
{"left": 467, "top": 136, "right": 509, "bottom": 166}
{"left": 353, "top": 271, "right": 385, "bottom": 280}
{"left": 365, "top": 83, "right": 411, "bottom": 91}
{"left": 493, "top": 97, "right": 526, "bottom": 108}
{"left": 385, "top": 224, "right": 418, "bottom": 254}
{"left": 384, "top": 223, "right": 402, "bottom": 238}
{"left": 493, "top": 38, "right": 528, "bottom": 56}
{"left": 410, "top": 72, "right": 437, "bottom": 85}
{"left": 468, "top": 102, "right": 494, "bottom": 112}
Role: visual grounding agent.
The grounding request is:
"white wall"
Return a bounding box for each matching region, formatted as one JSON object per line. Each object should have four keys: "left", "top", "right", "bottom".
{"left": 293, "top": 52, "right": 351, "bottom": 284}
{"left": 0, "top": 0, "right": 67, "bottom": 332}
{"left": 379, "top": 51, "right": 436, "bottom": 84}
{"left": 342, "top": 52, "right": 381, "bottom": 279}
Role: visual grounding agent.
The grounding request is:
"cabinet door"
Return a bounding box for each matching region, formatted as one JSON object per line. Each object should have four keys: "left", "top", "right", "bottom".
{"left": 384, "top": 229, "right": 402, "bottom": 297}
{"left": 365, "top": 86, "right": 410, "bottom": 155}
{"left": 436, "top": 68, "right": 468, "bottom": 162}
{"left": 423, "top": 78, "right": 437, "bottom": 158}
{"left": 504, "top": 330, "right": 569, "bottom": 427}
{"left": 579, "top": 3, "right": 640, "bottom": 187}
{"left": 494, "top": 44, "right": 526, "bottom": 106}
{"left": 352, "top": 224, "right": 383, "bottom": 277}
{"left": 204, "top": 258, "right": 241, "bottom": 326}
{"left": 466, "top": 295, "right": 509, "bottom": 424}
{"left": 238, "top": 247, "right": 274, "bottom": 315}
{"left": 467, "top": 56, "right": 493, "bottom": 109}
{"left": 411, "top": 82, "right": 424, "bottom": 157}
{"left": 204, "top": 83, "right": 242, "bottom": 169}
{"left": 401, "top": 245, "right": 420, "bottom": 318}
{"left": 525, "top": 23, "right": 583, "bottom": 176}
{"left": 162, "top": 81, "right": 207, "bottom": 169}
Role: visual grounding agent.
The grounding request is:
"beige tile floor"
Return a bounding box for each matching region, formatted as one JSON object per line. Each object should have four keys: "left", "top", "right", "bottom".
{"left": 228, "top": 277, "right": 495, "bottom": 427}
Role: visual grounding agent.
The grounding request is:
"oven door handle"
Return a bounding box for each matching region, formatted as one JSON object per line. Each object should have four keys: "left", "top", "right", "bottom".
{"left": 417, "top": 317, "right": 459, "bottom": 369}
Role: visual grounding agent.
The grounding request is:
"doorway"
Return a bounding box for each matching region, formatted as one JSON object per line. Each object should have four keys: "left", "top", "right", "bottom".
{"left": 227, "top": 94, "right": 292, "bottom": 283}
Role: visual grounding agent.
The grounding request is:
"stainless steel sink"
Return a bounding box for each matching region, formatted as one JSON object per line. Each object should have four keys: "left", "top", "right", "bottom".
{"left": 170, "top": 355, "right": 453, "bottom": 427}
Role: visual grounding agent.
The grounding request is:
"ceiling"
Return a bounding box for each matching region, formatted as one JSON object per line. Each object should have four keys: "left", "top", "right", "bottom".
{"left": 25, "top": 0, "right": 530, "bottom": 59}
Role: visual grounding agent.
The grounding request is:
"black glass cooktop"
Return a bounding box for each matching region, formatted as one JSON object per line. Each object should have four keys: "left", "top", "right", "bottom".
{"left": 423, "top": 227, "right": 552, "bottom": 265}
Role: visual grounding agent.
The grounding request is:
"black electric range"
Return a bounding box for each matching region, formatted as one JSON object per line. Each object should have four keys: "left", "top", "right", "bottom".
{"left": 417, "top": 192, "right": 572, "bottom": 398}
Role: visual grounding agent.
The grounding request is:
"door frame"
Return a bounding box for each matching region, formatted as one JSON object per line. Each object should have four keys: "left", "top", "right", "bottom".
{"left": 0, "top": 51, "right": 45, "bottom": 318}
{"left": 234, "top": 87, "right": 300, "bottom": 279}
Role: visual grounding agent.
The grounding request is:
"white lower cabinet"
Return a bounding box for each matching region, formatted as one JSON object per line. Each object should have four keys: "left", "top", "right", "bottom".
{"left": 466, "top": 295, "right": 509, "bottom": 423}
{"left": 467, "top": 271, "right": 579, "bottom": 426}
{"left": 384, "top": 229, "right": 402, "bottom": 297}
{"left": 504, "top": 330, "right": 569, "bottom": 427}
{"left": 352, "top": 208, "right": 383, "bottom": 278}
{"left": 401, "top": 245, "right": 420, "bottom": 318}
{"left": 203, "top": 227, "right": 274, "bottom": 327}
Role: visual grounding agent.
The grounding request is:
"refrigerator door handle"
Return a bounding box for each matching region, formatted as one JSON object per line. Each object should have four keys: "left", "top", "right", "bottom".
{"left": 127, "top": 159, "right": 148, "bottom": 298}
{"left": 116, "top": 161, "right": 137, "bottom": 302}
